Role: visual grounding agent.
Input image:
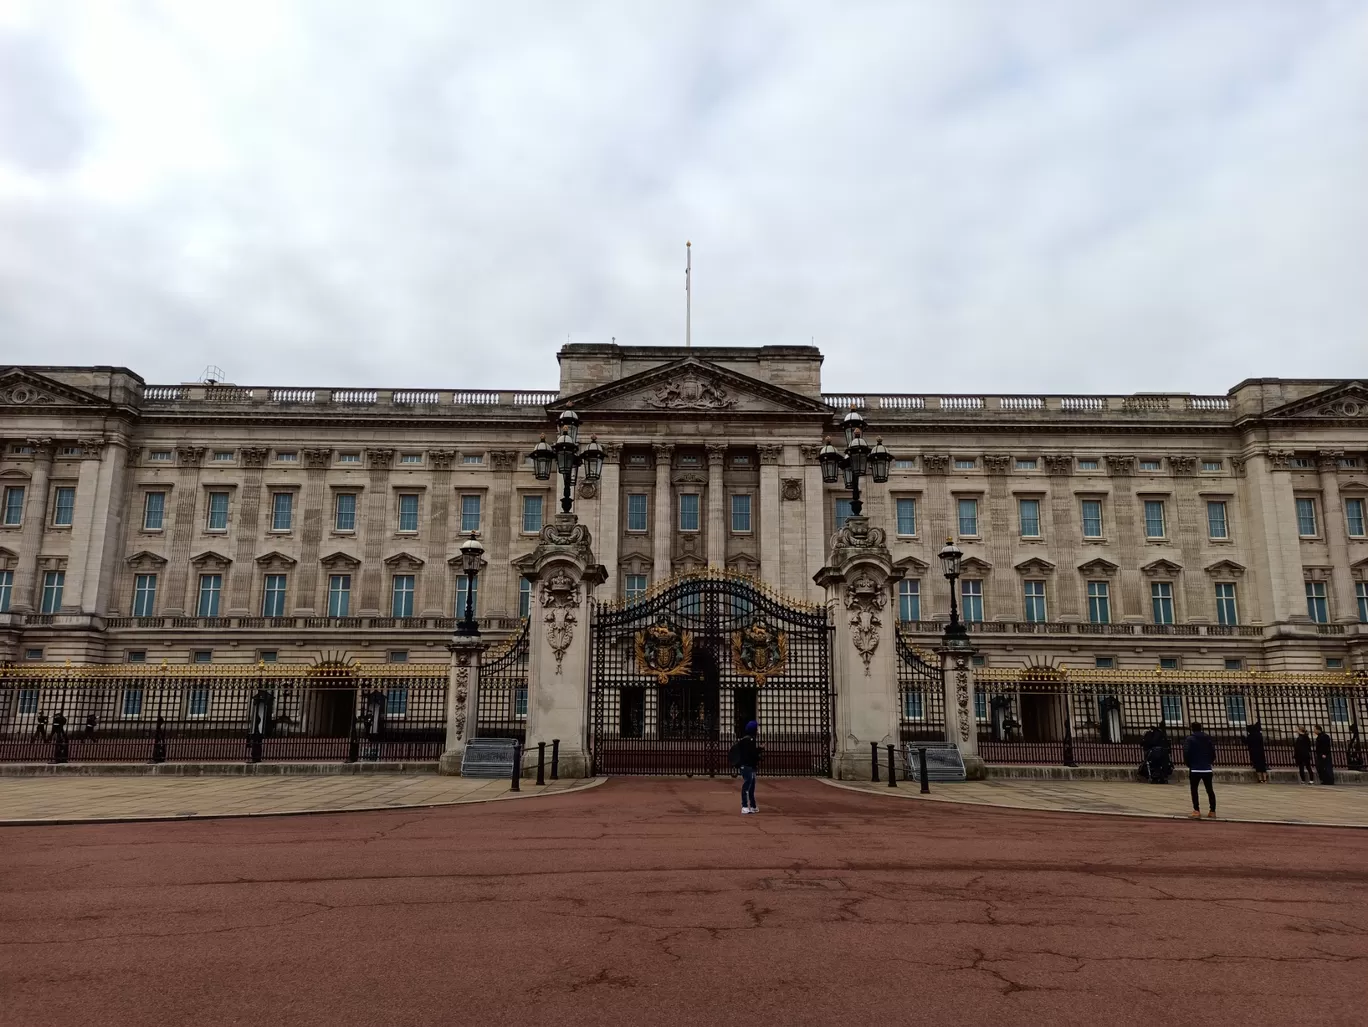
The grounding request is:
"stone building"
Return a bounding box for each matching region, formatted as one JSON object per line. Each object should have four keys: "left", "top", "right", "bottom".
{"left": 1, "top": 345, "right": 1366, "bottom": 674}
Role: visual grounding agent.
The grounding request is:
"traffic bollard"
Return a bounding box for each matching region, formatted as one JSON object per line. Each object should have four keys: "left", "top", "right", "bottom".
{"left": 871, "top": 741, "right": 880, "bottom": 782}
{"left": 887, "top": 744, "right": 897, "bottom": 787}
{"left": 918, "top": 747, "right": 930, "bottom": 794}
{"left": 551, "top": 739, "right": 560, "bottom": 780}
{"left": 536, "top": 742, "right": 546, "bottom": 785}
{"left": 511, "top": 741, "right": 522, "bottom": 792}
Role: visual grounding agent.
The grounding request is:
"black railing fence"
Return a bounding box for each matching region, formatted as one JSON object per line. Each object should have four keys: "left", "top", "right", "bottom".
{"left": 896, "top": 632, "right": 946, "bottom": 743}
{"left": 476, "top": 619, "right": 530, "bottom": 742}
{"left": 974, "top": 670, "right": 1366, "bottom": 771}
{"left": 0, "top": 663, "right": 448, "bottom": 763}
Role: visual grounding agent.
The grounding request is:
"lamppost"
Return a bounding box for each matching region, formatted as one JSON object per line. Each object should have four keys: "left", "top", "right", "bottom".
{"left": 456, "top": 533, "right": 486, "bottom": 636}
{"left": 938, "top": 537, "right": 970, "bottom": 647}
{"left": 817, "top": 406, "right": 891, "bottom": 514}
{"left": 531, "top": 405, "right": 605, "bottom": 514}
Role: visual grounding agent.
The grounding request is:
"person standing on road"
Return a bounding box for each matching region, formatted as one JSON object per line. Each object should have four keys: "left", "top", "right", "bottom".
{"left": 1246, "top": 721, "right": 1268, "bottom": 784}
{"left": 1294, "top": 726, "right": 1316, "bottom": 784}
{"left": 1184, "top": 721, "right": 1217, "bottom": 819}
{"left": 1314, "top": 725, "right": 1336, "bottom": 785}
{"left": 728, "top": 720, "right": 763, "bottom": 815}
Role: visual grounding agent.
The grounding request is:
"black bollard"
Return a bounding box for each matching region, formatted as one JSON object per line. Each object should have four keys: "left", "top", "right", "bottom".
{"left": 887, "top": 744, "right": 897, "bottom": 787}
{"left": 871, "top": 741, "right": 880, "bottom": 782}
{"left": 511, "top": 741, "right": 522, "bottom": 792}
{"left": 150, "top": 715, "right": 167, "bottom": 765}
{"left": 918, "top": 747, "right": 930, "bottom": 794}
{"left": 536, "top": 741, "right": 546, "bottom": 786}
{"left": 551, "top": 739, "right": 560, "bottom": 780}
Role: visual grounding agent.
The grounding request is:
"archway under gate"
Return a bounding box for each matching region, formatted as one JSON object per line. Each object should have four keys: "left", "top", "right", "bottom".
{"left": 589, "top": 571, "right": 833, "bottom": 777}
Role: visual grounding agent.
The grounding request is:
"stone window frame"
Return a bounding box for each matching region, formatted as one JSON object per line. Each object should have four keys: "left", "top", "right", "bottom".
{"left": 1075, "top": 491, "right": 1109, "bottom": 542}
{"left": 329, "top": 486, "right": 363, "bottom": 535}
{"left": 1137, "top": 492, "right": 1171, "bottom": 542}
{"left": 728, "top": 490, "right": 755, "bottom": 536}
{"left": 677, "top": 488, "right": 703, "bottom": 533}
{"left": 519, "top": 489, "right": 550, "bottom": 535}
{"left": 951, "top": 490, "right": 984, "bottom": 539}
{"left": 394, "top": 486, "right": 426, "bottom": 537}
{"left": 48, "top": 479, "right": 78, "bottom": 531}
{"left": 624, "top": 491, "right": 650, "bottom": 534}
{"left": 201, "top": 483, "right": 237, "bottom": 536}
{"left": 266, "top": 484, "right": 302, "bottom": 535}
{"left": 891, "top": 491, "right": 921, "bottom": 538}
{"left": 1199, "top": 491, "right": 1234, "bottom": 543}
{"left": 1342, "top": 483, "right": 1368, "bottom": 539}
{"left": 458, "top": 491, "right": 485, "bottom": 534}
{"left": 136, "top": 483, "right": 173, "bottom": 535}
{"left": 1013, "top": 490, "right": 1046, "bottom": 540}
{"left": 1294, "top": 493, "right": 1323, "bottom": 539}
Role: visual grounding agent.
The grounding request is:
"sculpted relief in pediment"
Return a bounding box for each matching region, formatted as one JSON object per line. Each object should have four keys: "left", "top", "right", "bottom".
{"left": 643, "top": 372, "right": 737, "bottom": 411}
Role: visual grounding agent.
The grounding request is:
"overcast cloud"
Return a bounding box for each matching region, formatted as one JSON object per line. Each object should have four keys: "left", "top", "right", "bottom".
{"left": 1, "top": 1, "right": 1365, "bottom": 395}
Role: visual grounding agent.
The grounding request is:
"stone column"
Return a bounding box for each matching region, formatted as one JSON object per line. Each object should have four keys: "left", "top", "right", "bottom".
{"left": 166, "top": 445, "right": 205, "bottom": 615}
{"left": 596, "top": 444, "right": 622, "bottom": 596}
{"left": 484, "top": 451, "right": 521, "bottom": 618}
{"left": 1107, "top": 455, "right": 1143, "bottom": 621}
{"left": 706, "top": 442, "right": 726, "bottom": 567}
{"left": 800, "top": 445, "right": 825, "bottom": 603}
{"left": 652, "top": 444, "right": 674, "bottom": 582}
{"left": 11, "top": 439, "right": 55, "bottom": 612}
{"left": 61, "top": 439, "right": 106, "bottom": 612}
{"left": 1318, "top": 451, "right": 1359, "bottom": 623}
{"left": 983, "top": 455, "right": 1014, "bottom": 619}
{"left": 938, "top": 644, "right": 984, "bottom": 777}
{"left": 758, "top": 444, "right": 782, "bottom": 587}
{"left": 814, "top": 515, "right": 904, "bottom": 779}
{"left": 230, "top": 447, "right": 269, "bottom": 612}
{"left": 293, "top": 448, "right": 331, "bottom": 615}
{"left": 1244, "top": 449, "right": 1305, "bottom": 624}
{"left": 87, "top": 436, "right": 130, "bottom": 616}
{"left": 438, "top": 634, "right": 487, "bottom": 774}
{"left": 422, "top": 450, "right": 455, "bottom": 615}
{"left": 514, "top": 513, "right": 607, "bottom": 777}
{"left": 1044, "top": 455, "right": 1080, "bottom": 619}
{"left": 359, "top": 448, "right": 393, "bottom": 615}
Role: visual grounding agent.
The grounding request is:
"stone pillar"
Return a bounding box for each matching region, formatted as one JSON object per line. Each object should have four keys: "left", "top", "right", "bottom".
{"left": 1319, "top": 452, "right": 1359, "bottom": 623}
{"left": 359, "top": 448, "right": 393, "bottom": 615}
{"left": 814, "top": 515, "right": 904, "bottom": 779}
{"left": 1044, "top": 455, "right": 1080, "bottom": 619}
{"left": 706, "top": 443, "right": 726, "bottom": 567}
{"left": 758, "top": 444, "right": 782, "bottom": 587}
{"left": 438, "top": 634, "right": 487, "bottom": 774}
{"left": 166, "top": 445, "right": 205, "bottom": 615}
{"left": 1107, "top": 455, "right": 1143, "bottom": 621}
{"left": 11, "top": 438, "right": 55, "bottom": 612}
{"left": 293, "top": 448, "right": 331, "bottom": 615}
{"left": 230, "top": 447, "right": 269, "bottom": 612}
{"left": 485, "top": 451, "right": 520, "bottom": 617}
{"left": 938, "top": 644, "right": 985, "bottom": 778}
{"left": 1244, "top": 449, "right": 1306, "bottom": 624}
{"left": 651, "top": 444, "right": 673, "bottom": 582}
{"left": 514, "top": 513, "right": 606, "bottom": 777}
{"left": 597, "top": 444, "right": 622, "bottom": 596}
{"left": 62, "top": 440, "right": 106, "bottom": 612}
{"left": 800, "top": 445, "right": 825, "bottom": 603}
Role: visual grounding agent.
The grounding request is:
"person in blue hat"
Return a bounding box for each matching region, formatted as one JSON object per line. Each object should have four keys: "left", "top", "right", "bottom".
{"left": 728, "top": 720, "right": 764, "bottom": 814}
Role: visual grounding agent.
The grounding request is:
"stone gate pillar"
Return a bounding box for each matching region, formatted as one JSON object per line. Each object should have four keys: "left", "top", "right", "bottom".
{"left": 438, "top": 635, "right": 487, "bottom": 774}
{"left": 514, "top": 513, "right": 607, "bottom": 778}
{"left": 938, "top": 644, "right": 986, "bottom": 779}
{"left": 814, "top": 516, "right": 904, "bottom": 780}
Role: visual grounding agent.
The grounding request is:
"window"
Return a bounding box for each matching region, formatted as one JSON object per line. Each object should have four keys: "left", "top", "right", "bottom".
{"left": 1161, "top": 694, "right": 1183, "bottom": 724}
{"left": 1215, "top": 583, "right": 1238, "bottom": 626}
{"left": 1081, "top": 500, "right": 1104, "bottom": 539}
{"left": 731, "top": 494, "right": 752, "bottom": 533}
{"left": 679, "top": 493, "right": 700, "bottom": 532}
{"left": 627, "top": 453, "right": 649, "bottom": 467}
{"left": 515, "top": 685, "right": 529, "bottom": 717}
{"left": 206, "top": 491, "right": 229, "bottom": 531}
{"left": 957, "top": 498, "right": 978, "bottom": 536}
{"left": 1094, "top": 657, "right": 1115, "bottom": 670}
{"left": 1143, "top": 500, "right": 1166, "bottom": 539}
{"left": 961, "top": 580, "right": 983, "bottom": 622}
{"left": 187, "top": 682, "right": 210, "bottom": 718}
{"left": 1326, "top": 657, "right": 1344, "bottom": 670}
{"left": 460, "top": 494, "right": 481, "bottom": 532}
{"left": 522, "top": 494, "right": 544, "bottom": 534}
{"left": 1202, "top": 460, "right": 1223, "bottom": 472}
{"left": 121, "top": 687, "right": 144, "bottom": 718}
{"left": 328, "top": 575, "right": 351, "bottom": 617}
{"left": 1206, "top": 501, "right": 1228, "bottom": 539}
{"left": 1139, "top": 460, "right": 1161, "bottom": 472}
{"left": 127, "top": 650, "right": 147, "bottom": 663}
{"left": 397, "top": 493, "right": 420, "bottom": 532}
{"left": 388, "top": 651, "right": 408, "bottom": 663}
{"left": 17, "top": 687, "right": 39, "bottom": 712}
{"left": 271, "top": 492, "right": 293, "bottom": 531}
{"left": 262, "top": 575, "right": 288, "bottom": 617}
{"left": 1087, "top": 581, "right": 1111, "bottom": 624}
{"left": 0, "top": 569, "right": 11, "bottom": 612}
{"left": 40, "top": 570, "right": 64, "bottom": 613}
{"left": 1346, "top": 498, "right": 1366, "bottom": 538}
{"left": 24, "top": 649, "right": 42, "bottom": 661}
{"left": 399, "top": 453, "right": 423, "bottom": 465}
{"left": 142, "top": 491, "right": 165, "bottom": 531}
{"left": 834, "top": 499, "right": 854, "bottom": 529}
{"left": 1151, "top": 582, "right": 1174, "bottom": 625}
{"left": 52, "top": 487, "right": 75, "bottom": 526}
{"left": 133, "top": 574, "right": 157, "bottom": 616}
{"left": 1358, "top": 582, "right": 1368, "bottom": 624}
{"left": 732, "top": 454, "right": 751, "bottom": 467}
{"left": 1023, "top": 580, "right": 1046, "bottom": 622}
{"left": 276, "top": 451, "right": 298, "bottom": 462}
{"left": 626, "top": 494, "right": 648, "bottom": 532}
{"left": 259, "top": 651, "right": 278, "bottom": 664}
{"left": 903, "top": 690, "right": 924, "bottom": 720}
{"left": 1224, "top": 658, "right": 1244, "bottom": 671}
{"left": 1078, "top": 459, "right": 1099, "bottom": 471}
{"left": 148, "top": 450, "right": 172, "bottom": 462}
{"left": 334, "top": 493, "right": 357, "bottom": 532}
{"left": 1224, "top": 694, "right": 1247, "bottom": 725}
{"left": 519, "top": 578, "right": 532, "bottom": 617}
{"left": 391, "top": 575, "right": 416, "bottom": 618}
{"left": 386, "top": 686, "right": 409, "bottom": 717}
{"left": 339, "top": 453, "right": 361, "bottom": 464}
{"left": 211, "top": 450, "right": 234, "bottom": 462}
{"left": 197, "top": 574, "right": 222, "bottom": 616}
{"left": 679, "top": 454, "right": 700, "bottom": 468}
{"left": 59, "top": 446, "right": 81, "bottom": 456}
{"left": 971, "top": 655, "right": 985, "bottom": 668}
{"left": 1018, "top": 499, "right": 1041, "bottom": 538}
{"left": 455, "top": 574, "right": 478, "bottom": 618}
{"left": 954, "top": 458, "right": 976, "bottom": 470}
{"left": 462, "top": 454, "right": 483, "bottom": 465}
{"left": 626, "top": 574, "right": 648, "bottom": 602}
{"left": 3, "top": 486, "right": 25, "bottom": 525}
{"left": 1290, "top": 456, "right": 1315, "bottom": 469}
{"left": 1328, "top": 695, "right": 1350, "bottom": 724}
{"left": 974, "top": 692, "right": 987, "bottom": 720}
{"left": 1305, "top": 581, "right": 1328, "bottom": 623}
{"left": 1015, "top": 459, "right": 1037, "bottom": 470}
{"left": 1342, "top": 457, "right": 1363, "bottom": 469}
{"left": 893, "top": 458, "right": 916, "bottom": 470}
{"left": 895, "top": 498, "right": 917, "bottom": 536}
{"left": 898, "top": 580, "right": 920, "bottom": 622}
{"left": 1296, "top": 497, "right": 1318, "bottom": 537}
{"left": 1159, "top": 657, "right": 1179, "bottom": 670}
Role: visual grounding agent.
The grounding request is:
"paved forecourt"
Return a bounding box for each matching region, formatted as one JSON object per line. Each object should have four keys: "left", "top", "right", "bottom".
{"left": 3, "top": 778, "right": 1366, "bottom": 1027}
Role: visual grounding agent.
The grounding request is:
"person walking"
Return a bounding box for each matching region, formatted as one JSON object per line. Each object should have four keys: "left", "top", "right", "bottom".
{"left": 1314, "top": 725, "right": 1336, "bottom": 785}
{"left": 728, "top": 720, "right": 763, "bottom": 815}
{"left": 1184, "top": 721, "right": 1217, "bottom": 819}
{"left": 1246, "top": 721, "right": 1268, "bottom": 784}
{"left": 1293, "top": 726, "right": 1316, "bottom": 784}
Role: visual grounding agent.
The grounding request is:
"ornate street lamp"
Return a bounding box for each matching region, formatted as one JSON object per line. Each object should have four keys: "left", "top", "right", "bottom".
{"left": 938, "top": 537, "right": 970, "bottom": 647}
{"left": 817, "top": 405, "right": 890, "bottom": 516}
{"left": 456, "top": 532, "right": 486, "bottom": 636}
{"left": 533, "top": 405, "right": 604, "bottom": 514}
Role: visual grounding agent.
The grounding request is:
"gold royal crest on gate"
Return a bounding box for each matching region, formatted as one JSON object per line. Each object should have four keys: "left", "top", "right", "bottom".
{"left": 731, "top": 621, "right": 788, "bottom": 686}
{"left": 635, "top": 620, "right": 694, "bottom": 684}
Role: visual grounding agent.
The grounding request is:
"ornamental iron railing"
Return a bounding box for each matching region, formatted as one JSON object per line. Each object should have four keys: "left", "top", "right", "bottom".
{"left": 475, "top": 619, "right": 530, "bottom": 742}
{"left": 896, "top": 632, "right": 945, "bottom": 743}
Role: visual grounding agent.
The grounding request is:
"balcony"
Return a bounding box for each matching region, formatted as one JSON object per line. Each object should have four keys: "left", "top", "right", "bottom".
{"left": 820, "top": 392, "right": 1232, "bottom": 419}
{"left": 140, "top": 385, "right": 559, "bottom": 413}
{"left": 898, "top": 620, "right": 1264, "bottom": 639}
{"left": 103, "top": 614, "right": 526, "bottom": 633}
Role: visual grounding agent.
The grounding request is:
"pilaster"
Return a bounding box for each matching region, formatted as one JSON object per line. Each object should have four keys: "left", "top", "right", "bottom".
{"left": 652, "top": 444, "right": 673, "bottom": 582}
{"left": 484, "top": 451, "right": 520, "bottom": 617}
{"left": 11, "top": 439, "right": 55, "bottom": 612}
{"left": 800, "top": 445, "right": 825, "bottom": 603}
{"left": 62, "top": 440, "right": 106, "bottom": 613}
{"left": 938, "top": 645, "right": 985, "bottom": 778}
{"left": 758, "top": 444, "right": 782, "bottom": 587}
{"left": 706, "top": 442, "right": 726, "bottom": 567}
{"left": 438, "top": 635, "right": 487, "bottom": 774}
{"left": 165, "top": 446, "right": 204, "bottom": 615}
{"left": 1318, "top": 452, "right": 1359, "bottom": 623}
{"left": 229, "top": 447, "right": 269, "bottom": 612}
{"left": 597, "top": 444, "right": 622, "bottom": 595}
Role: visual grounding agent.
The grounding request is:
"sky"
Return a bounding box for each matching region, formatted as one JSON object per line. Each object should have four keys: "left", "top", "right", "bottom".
{"left": 1, "top": 1, "right": 1365, "bottom": 395}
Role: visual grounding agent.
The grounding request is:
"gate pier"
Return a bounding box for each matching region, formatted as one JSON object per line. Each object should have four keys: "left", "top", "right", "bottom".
{"left": 437, "top": 635, "right": 487, "bottom": 775}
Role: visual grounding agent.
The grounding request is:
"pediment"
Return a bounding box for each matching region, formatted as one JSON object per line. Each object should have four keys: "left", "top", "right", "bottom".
{"left": 255, "top": 550, "right": 298, "bottom": 569}
{"left": 959, "top": 556, "right": 992, "bottom": 574}
{"left": 727, "top": 553, "right": 760, "bottom": 577}
{"left": 0, "top": 467, "right": 32, "bottom": 479}
{"left": 189, "top": 549, "right": 232, "bottom": 570}
{"left": 0, "top": 368, "right": 118, "bottom": 412}
{"left": 893, "top": 555, "right": 930, "bottom": 575}
{"left": 1204, "top": 559, "right": 1246, "bottom": 578}
{"left": 125, "top": 550, "right": 168, "bottom": 569}
{"left": 1014, "top": 557, "right": 1057, "bottom": 575}
{"left": 1077, "top": 558, "right": 1119, "bottom": 576}
{"left": 0, "top": 546, "right": 17, "bottom": 569}
{"left": 1261, "top": 381, "right": 1368, "bottom": 421}
{"left": 1141, "top": 559, "right": 1183, "bottom": 577}
{"left": 320, "top": 551, "right": 361, "bottom": 569}
{"left": 552, "top": 356, "right": 831, "bottom": 418}
{"left": 385, "top": 551, "right": 424, "bottom": 570}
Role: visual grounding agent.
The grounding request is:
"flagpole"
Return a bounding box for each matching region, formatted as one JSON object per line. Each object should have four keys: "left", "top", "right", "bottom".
{"left": 685, "top": 241, "right": 691, "bottom": 349}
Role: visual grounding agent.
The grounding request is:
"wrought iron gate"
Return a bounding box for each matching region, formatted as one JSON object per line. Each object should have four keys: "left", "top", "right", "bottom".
{"left": 896, "top": 632, "right": 946, "bottom": 743}
{"left": 590, "top": 571, "right": 833, "bottom": 776}
{"left": 476, "top": 618, "right": 530, "bottom": 742}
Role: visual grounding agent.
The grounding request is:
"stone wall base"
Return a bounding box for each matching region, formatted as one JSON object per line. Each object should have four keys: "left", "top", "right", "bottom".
{"left": 985, "top": 764, "right": 1367, "bottom": 786}
{"left": 0, "top": 761, "right": 439, "bottom": 778}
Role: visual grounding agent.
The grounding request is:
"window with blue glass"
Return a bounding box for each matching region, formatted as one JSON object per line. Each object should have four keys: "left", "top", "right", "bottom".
{"left": 961, "top": 579, "right": 983, "bottom": 622}
{"left": 730, "top": 494, "right": 752, "bottom": 533}
{"left": 1305, "top": 581, "right": 1329, "bottom": 624}
{"left": 522, "top": 494, "right": 544, "bottom": 533}
{"left": 903, "top": 690, "right": 924, "bottom": 720}
{"left": 895, "top": 497, "right": 917, "bottom": 536}
{"left": 391, "top": 574, "right": 415, "bottom": 617}
{"left": 974, "top": 691, "right": 987, "bottom": 720}
{"left": 456, "top": 574, "right": 478, "bottom": 618}
{"left": 1224, "top": 693, "right": 1247, "bottom": 724}
{"left": 133, "top": 574, "right": 157, "bottom": 617}
{"left": 1214, "top": 583, "right": 1238, "bottom": 626}
{"left": 626, "top": 574, "right": 648, "bottom": 602}
{"left": 3, "top": 486, "right": 25, "bottom": 525}
{"left": 1358, "top": 581, "right": 1368, "bottom": 623}
{"left": 1018, "top": 498, "right": 1040, "bottom": 538}
{"left": 1161, "top": 693, "right": 1184, "bottom": 725}
{"left": 1023, "top": 580, "right": 1046, "bottom": 622}
{"left": 626, "top": 493, "right": 648, "bottom": 532}
{"left": 515, "top": 686, "right": 528, "bottom": 717}
{"left": 835, "top": 498, "right": 854, "bottom": 529}
{"left": 121, "top": 687, "right": 144, "bottom": 718}
{"left": 197, "top": 574, "right": 222, "bottom": 616}
{"left": 519, "top": 578, "right": 532, "bottom": 618}
{"left": 1295, "top": 497, "right": 1318, "bottom": 537}
{"left": 1346, "top": 498, "right": 1366, "bottom": 538}
{"left": 1206, "top": 500, "right": 1228, "bottom": 539}
{"left": 206, "top": 491, "right": 230, "bottom": 531}
{"left": 1081, "top": 499, "right": 1103, "bottom": 538}
{"left": 898, "top": 579, "right": 920, "bottom": 622}
{"left": 397, "top": 493, "right": 419, "bottom": 532}
{"left": 1087, "top": 581, "right": 1110, "bottom": 624}
{"left": 1328, "top": 695, "right": 1349, "bottom": 724}
{"left": 41, "top": 570, "right": 64, "bottom": 613}
{"left": 957, "top": 498, "right": 978, "bottom": 536}
{"left": 334, "top": 492, "right": 357, "bottom": 532}
{"left": 52, "top": 487, "right": 75, "bottom": 527}
{"left": 328, "top": 574, "right": 351, "bottom": 617}
{"left": 187, "top": 686, "right": 210, "bottom": 717}
{"left": 0, "top": 569, "right": 12, "bottom": 613}
{"left": 679, "top": 493, "right": 700, "bottom": 532}
{"left": 262, "top": 574, "right": 288, "bottom": 617}
{"left": 1143, "top": 500, "right": 1166, "bottom": 538}
{"left": 1151, "top": 582, "right": 1174, "bottom": 625}
{"left": 460, "top": 494, "right": 481, "bottom": 532}
{"left": 271, "top": 492, "right": 293, "bottom": 531}
{"left": 386, "top": 687, "right": 409, "bottom": 717}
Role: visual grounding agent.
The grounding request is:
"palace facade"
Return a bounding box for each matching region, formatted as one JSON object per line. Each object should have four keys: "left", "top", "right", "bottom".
{"left": 1, "top": 345, "right": 1366, "bottom": 674}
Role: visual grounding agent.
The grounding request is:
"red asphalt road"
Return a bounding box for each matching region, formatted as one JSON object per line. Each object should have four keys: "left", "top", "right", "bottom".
{"left": 2, "top": 779, "right": 1366, "bottom": 1027}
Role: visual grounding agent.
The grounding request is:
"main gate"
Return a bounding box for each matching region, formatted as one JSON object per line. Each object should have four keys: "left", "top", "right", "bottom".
{"left": 590, "top": 571, "right": 833, "bottom": 776}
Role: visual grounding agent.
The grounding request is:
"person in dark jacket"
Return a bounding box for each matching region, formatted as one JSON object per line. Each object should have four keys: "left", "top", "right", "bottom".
{"left": 1183, "top": 722, "right": 1217, "bottom": 819}
{"left": 1314, "top": 725, "right": 1336, "bottom": 785}
{"left": 1246, "top": 722, "right": 1268, "bottom": 783}
{"left": 1293, "top": 726, "right": 1315, "bottom": 784}
{"left": 729, "top": 720, "right": 763, "bottom": 814}
{"left": 1139, "top": 726, "right": 1172, "bottom": 784}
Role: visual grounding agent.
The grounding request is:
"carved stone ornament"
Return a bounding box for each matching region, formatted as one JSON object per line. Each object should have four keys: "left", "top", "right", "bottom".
{"left": 427, "top": 450, "right": 457, "bottom": 470}
{"left": 1318, "top": 450, "right": 1344, "bottom": 471}
{"left": 954, "top": 655, "right": 972, "bottom": 742}
{"left": 1319, "top": 398, "right": 1368, "bottom": 417}
{"left": 602, "top": 442, "right": 623, "bottom": 462}
{"left": 798, "top": 444, "right": 821, "bottom": 464}
{"left": 1105, "top": 454, "right": 1135, "bottom": 477}
{"left": 635, "top": 620, "right": 694, "bottom": 684}
{"left": 922, "top": 454, "right": 950, "bottom": 476}
{"left": 652, "top": 443, "right": 675, "bottom": 461}
{"left": 302, "top": 448, "right": 332, "bottom": 468}
{"left": 489, "top": 451, "right": 520, "bottom": 472}
{"left": 1168, "top": 455, "right": 1197, "bottom": 476}
{"left": 646, "top": 373, "right": 736, "bottom": 410}
{"left": 175, "top": 446, "right": 205, "bottom": 466}
{"left": 982, "top": 454, "right": 1011, "bottom": 476}
{"left": 0, "top": 383, "right": 58, "bottom": 406}
{"left": 1042, "top": 454, "right": 1074, "bottom": 477}
{"left": 452, "top": 662, "right": 470, "bottom": 741}
{"left": 758, "top": 444, "right": 783, "bottom": 465}
{"left": 578, "top": 480, "right": 599, "bottom": 500}
{"left": 1229, "top": 455, "right": 1247, "bottom": 478}
{"left": 844, "top": 571, "right": 887, "bottom": 675}
{"left": 830, "top": 514, "right": 887, "bottom": 556}
{"left": 367, "top": 448, "right": 395, "bottom": 468}
{"left": 77, "top": 437, "right": 105, "bottom": 460}
{"left": 539, "top": 567, "right": 581, "bottom": 610}
{"left": 240, "top": 447, "right": 270, "bottom": 468}
{"left": 781, "top": 478, "right": 803, "bottom": 501}
{"left": 540, "top": 568, "right": 582, "bottom": 674}
{"left": 706, "top": 443, "right": 728, "bottom": 466}
{"left": 1266, "top": 449, "right": 1295, "bottom": 471}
